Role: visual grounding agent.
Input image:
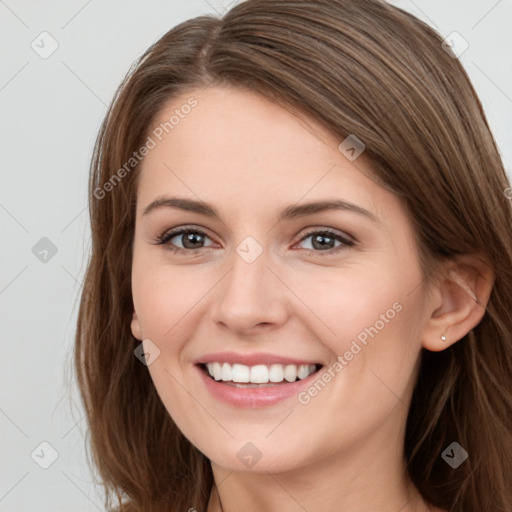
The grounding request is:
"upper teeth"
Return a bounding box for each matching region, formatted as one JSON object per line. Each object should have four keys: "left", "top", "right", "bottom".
{"left": 205, "top": 362, "right": 317, "bottom": 383}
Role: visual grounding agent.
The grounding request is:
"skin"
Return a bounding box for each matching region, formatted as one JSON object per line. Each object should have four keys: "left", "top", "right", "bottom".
{"left": 130, "top": 86, "right": 494, "bottom": 512}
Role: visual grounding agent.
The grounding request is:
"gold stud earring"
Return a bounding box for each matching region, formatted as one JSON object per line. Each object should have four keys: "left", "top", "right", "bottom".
{"left": 441, "top": 335, "right": 447, "bottom": 342}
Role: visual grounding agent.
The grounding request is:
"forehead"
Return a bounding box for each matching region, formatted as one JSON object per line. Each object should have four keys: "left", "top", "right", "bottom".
{"left": 135, "top": 86, "right": 396, "bottom": 223}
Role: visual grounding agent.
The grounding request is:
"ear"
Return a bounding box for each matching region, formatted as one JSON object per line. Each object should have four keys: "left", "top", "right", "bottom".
{"left": 422, "top": 254, "right": 495, "bottom": 352}
{"left": 131, "top": 310, "right": 143, "bottom": 341}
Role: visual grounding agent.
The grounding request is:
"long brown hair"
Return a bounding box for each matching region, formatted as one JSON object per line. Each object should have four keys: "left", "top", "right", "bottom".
{"left": 74, "top": 1, "right": 512, "bottom": 510}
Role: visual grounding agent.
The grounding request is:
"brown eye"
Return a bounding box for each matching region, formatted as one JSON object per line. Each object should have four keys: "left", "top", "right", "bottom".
{"left": 155, "top": 228, "right": 216, "bottom": 253}
{"left": 296, "top": 229, "right": 354, "bottom": 253}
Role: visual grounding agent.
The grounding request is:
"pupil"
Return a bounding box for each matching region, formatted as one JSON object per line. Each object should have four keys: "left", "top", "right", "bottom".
{"left": 312, "top": 234, "right": 333, "bottom": 250}
{"left": 183, "top": 232, "right": 203, "bottom": 249}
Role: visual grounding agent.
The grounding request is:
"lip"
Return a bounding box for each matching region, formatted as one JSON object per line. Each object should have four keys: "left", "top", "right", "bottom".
{"left": 194, "top": 351, "right": 322, "bottom": 367}
{"left": 195, "top": 362, "right": 323, "bottom": 408}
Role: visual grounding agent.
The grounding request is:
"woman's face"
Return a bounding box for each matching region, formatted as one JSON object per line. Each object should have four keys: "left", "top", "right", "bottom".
{"left": 131, "top": 86, "right": 435, "bottom": 474}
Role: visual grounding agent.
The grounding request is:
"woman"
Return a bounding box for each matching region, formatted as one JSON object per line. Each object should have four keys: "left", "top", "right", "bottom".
{"left": 74, "top": 0, "right": 512, "bottom": 511}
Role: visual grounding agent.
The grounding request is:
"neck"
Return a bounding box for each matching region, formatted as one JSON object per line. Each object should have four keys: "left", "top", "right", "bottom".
{"left": 206, "top": 432, "right": 434, "bottom": 512}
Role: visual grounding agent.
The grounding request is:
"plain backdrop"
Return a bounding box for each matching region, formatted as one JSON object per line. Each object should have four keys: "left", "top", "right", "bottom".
{"left": 1, "top": 0, "right": 511, "bottom": 510}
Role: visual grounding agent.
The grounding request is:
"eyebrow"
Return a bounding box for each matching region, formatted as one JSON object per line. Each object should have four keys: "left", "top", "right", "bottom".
{"left": 142, "top": 196, "right": 380, "bottom": 224}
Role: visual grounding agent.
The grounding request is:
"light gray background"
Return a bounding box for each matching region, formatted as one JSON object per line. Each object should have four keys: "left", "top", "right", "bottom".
{"left": 1, "top": 0, "right": 511, "bottom": 510}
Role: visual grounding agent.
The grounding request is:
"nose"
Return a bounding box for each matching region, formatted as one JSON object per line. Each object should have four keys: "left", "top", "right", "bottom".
{"left": 210, "top": 244, "right": 289, "bottom": 336}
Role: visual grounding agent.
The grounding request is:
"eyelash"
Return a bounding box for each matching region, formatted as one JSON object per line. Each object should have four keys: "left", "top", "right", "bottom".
{"left": 153, "top": 225, "right": 355, "bottom": 256}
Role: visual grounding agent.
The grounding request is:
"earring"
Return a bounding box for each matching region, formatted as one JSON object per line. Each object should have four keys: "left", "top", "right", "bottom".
{"left": 441, "top": 335, "right": 447, "bottom": 342}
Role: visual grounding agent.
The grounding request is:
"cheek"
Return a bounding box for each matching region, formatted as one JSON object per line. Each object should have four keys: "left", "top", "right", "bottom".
{"left": 131, "top": 256, "right": 211, "bottom": 341}
{"left": 290, "top": 264, "right": 409, "bottom": 348}
{"left": 290, "top": 259, "right": 425, "bottom": 405}
{"left": 131, "top": 261, "right": 208, "bottom": 426}
{"left": 291, "top": 272, "right": 424, "bottom": 444}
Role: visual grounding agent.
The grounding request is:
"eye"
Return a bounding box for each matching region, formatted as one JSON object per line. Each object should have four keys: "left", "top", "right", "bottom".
{"left": 154, "top": 227, "right": 216, "bottom": 253}
{"left": 153, "top": 226, "right": 355, "bottom": 255}
{"left": 294, "top": 228, "right": 355, "bottom": 254}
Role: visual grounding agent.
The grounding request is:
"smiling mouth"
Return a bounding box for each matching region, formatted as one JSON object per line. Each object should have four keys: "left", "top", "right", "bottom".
{"left": 198, "top": 362, "right": 323, "bottom": 387}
